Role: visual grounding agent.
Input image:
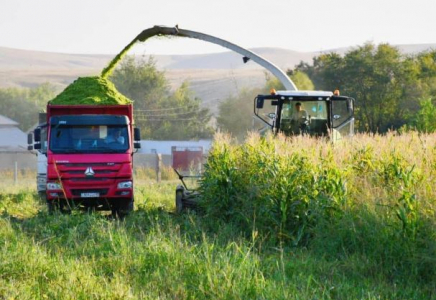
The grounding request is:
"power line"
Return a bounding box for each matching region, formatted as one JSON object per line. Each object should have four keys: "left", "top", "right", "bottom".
{"left": 135, "top": 118, "right": 202, "bottom": 122}
{"left": 135, "top": 110, "right": 200, "bottom": 117}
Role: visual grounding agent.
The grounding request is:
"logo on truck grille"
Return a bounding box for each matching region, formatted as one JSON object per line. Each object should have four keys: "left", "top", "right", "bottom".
{"left": 84, "top": 167, "right": 95, "bottom": 177}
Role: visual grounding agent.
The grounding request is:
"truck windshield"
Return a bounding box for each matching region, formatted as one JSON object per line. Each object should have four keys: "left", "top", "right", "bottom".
{"left": 50, "top": 125, "right": 129, "bottom": 153}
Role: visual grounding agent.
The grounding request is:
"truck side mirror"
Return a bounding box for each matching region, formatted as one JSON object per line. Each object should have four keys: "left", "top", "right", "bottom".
{"left": 28, "top": 145, "right": 34, "bottom": 151}
{"left": 34, "top": 143, "right": 41, "bottom": 150}
{"left": 28, "top": 133, "right": 33, "bottom": 145}
{"left": 34, "top": 128, "right": 41, "bottom": 142}
{"left": 134, "top": 142, "right": 141, "bottom": 149}
{"left": 256, "top": 98, "right": 264, "bottom": 109}
{"left": 134, "top": 128, "right": 141, "bottom": 141}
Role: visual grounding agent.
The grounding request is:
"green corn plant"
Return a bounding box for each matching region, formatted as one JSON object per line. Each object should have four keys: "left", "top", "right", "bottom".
{"left": 379, "top": 152, "right": 421, "bottom": 239}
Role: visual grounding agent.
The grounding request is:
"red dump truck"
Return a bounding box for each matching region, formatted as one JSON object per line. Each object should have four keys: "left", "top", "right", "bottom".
{"left": 29, "top": 104, "right": 141, "bottom": 215}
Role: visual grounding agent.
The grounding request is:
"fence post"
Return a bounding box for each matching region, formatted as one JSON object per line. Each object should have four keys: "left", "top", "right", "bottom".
{"left": 14, "top": 161, "right": 18, "bottom": 185}
{"left": 156, "top": 153, "right": 162, "bottom": 183}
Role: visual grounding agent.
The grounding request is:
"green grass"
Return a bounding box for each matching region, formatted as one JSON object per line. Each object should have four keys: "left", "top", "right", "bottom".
{"left": 1, "top": 132, "right": 436, "bottom": 299}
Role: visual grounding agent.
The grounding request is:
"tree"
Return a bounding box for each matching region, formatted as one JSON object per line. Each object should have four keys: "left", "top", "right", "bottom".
{"left": 296, "top": 43, "right": 423, "bottom": 132}
{"left": 217, "top": 87, "right": 264, "bottom": 139}
{"left": 110, "top": 56, "right": 213, "bottom": 140}
{"left": 150, "top": 81, "right": 214, "bottom": 139}
{"left": 0, "top": 83, "right": 57, "bottom": 131}
{"left": 265, "top": 70, "right": 314, "bottom": 91}
{"left": 413, "top": 97, "right": 436, "bottom": 132}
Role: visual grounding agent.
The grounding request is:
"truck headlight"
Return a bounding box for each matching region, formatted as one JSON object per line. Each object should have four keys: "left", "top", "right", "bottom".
{"left": 117, "top": 181, "right": 132, "bottom": 189}
{"left": 47, "top": 182, "right": 62, "bottom": 190}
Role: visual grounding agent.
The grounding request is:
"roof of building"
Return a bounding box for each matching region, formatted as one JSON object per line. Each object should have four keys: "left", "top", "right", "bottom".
{"left": 0, "top": 115, "right": 19, "bottom": 126}
{"left": 0, "top": 116, "right": 28, "bottom": 152}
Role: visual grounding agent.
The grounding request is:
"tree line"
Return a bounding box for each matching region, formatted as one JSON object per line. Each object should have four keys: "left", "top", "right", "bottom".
{"left": 294, "top": 43, "right": 436, "bottom": 133}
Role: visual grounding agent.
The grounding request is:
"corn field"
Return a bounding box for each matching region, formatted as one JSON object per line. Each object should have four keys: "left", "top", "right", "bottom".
{"left": 199, "top": 132, "right": 436, "bottom": 287}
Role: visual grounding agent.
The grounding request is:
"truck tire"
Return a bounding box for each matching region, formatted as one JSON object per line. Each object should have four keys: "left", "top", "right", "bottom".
{"left": 47, "top": 199, "right": 58, "bottom": 215}
{"left": 47, "top": 199, "right": 71, "bottom": 215}
{"left": 112, "top": 198, "right": 134, "bottom": 218}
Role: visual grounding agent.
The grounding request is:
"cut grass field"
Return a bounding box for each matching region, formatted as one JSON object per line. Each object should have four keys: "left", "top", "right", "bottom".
{"left": 1, "top": 132, "right": 436, "bottom": 299}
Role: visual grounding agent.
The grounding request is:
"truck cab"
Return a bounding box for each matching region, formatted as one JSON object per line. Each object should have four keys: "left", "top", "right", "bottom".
{"left": 30, "top": 104, "right": 140, "bottom": 215}
{"left": 254, "top": 90, "right": 355, "bottom": 140}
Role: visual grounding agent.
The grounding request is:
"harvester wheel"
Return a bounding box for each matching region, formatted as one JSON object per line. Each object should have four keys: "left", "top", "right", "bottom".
{"left": 175, "top": 190, "right": 184, "bottom": 214}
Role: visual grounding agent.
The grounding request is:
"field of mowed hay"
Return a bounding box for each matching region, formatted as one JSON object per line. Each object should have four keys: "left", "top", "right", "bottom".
{"left": 1, "top": 132, "right": 436, "bottom": 299}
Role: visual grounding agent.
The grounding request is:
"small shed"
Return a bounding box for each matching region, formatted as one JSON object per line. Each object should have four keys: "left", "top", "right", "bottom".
{"left": 0, "top": 115, "right": 36, "bottom": 170}
{"left": 133, "top": 140, "right": 212, "bottom": 169}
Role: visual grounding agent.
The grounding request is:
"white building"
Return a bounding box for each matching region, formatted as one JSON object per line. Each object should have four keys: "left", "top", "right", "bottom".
{"left": 0, "top": 115, "right": 36, "bottom": 170}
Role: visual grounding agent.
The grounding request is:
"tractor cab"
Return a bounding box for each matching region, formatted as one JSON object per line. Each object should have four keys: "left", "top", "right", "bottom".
{"left": 254, "top": 90, "right": 355, "bottom": 139}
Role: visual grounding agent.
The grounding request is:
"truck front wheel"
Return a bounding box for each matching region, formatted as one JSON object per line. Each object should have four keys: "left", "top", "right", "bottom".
{"left": 46, "top": 198, "right": 71, "bottom": 215}
{"left": 111, "top": 198, "right": 134, "bottom": 218}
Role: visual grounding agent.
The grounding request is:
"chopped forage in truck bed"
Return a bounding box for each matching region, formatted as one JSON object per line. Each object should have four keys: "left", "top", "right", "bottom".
{"left": 49, "top": 76, "right": 132, "bottom": 105}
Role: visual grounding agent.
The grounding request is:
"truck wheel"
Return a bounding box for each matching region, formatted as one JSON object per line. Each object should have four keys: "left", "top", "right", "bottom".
{"left": 112, "top": 198, "right": 134, "bottom": 218}
{"left": 175, "top": 190, "right": 184, "bottom": 214}
{"left": 124, "top": 199, "right": 134, "bottom": 214}
{"left": 47, "top": 199, "right": 59, "bottom": 215}
{"left": 47, "top": 199, "right": 71, "bottom": 215}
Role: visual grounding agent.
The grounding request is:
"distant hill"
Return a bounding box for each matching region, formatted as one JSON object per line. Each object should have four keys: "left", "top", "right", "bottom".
{"left": 1, "top": 43, "right": 435, "bottom": 114}
{"left": 0, "top": 46, "right": 316, "bottom": 71}
{"left": 1, "top": 44, "right": 435, "bottom": 71}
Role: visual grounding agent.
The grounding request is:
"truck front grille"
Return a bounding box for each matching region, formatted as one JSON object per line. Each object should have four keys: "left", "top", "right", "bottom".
{"left": 67, "top": 170, "right": 115, "bottom": 174}
{"left": 69, "top": 178, "right": 110, "bottom": 181}
{"left": 64, "top": 163, "right": 117, "bottom": 167}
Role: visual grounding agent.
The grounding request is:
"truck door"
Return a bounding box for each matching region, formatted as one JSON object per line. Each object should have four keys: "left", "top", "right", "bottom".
{"left": 37, "top": 124, "right": 48, "bottom": 193}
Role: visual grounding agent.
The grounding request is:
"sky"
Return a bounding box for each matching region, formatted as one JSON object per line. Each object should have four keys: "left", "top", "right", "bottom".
{"left": 0, "top": 0, "right": 435, "bottom": 55}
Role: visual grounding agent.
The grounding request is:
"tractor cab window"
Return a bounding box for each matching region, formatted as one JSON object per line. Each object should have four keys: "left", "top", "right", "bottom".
{"left": 280, "top": 100, "right": 328, "bottom": 136}
{"left": 332, "top": 99, "right": 353, "bottom": 128}
{"left": 331, "top": 98, "right": 355, "bottom": 140}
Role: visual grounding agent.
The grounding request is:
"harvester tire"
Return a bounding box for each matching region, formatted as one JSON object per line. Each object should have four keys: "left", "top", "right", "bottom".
{"left": 175, "top": 190, "right": 184, "bottom": 214}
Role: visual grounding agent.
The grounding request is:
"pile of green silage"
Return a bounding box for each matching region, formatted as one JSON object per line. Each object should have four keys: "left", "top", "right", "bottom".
{"left": 49, "top": 76, "right": 132, "bottom": 105}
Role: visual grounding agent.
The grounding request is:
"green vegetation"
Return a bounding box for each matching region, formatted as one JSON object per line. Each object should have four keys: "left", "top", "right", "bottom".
{"left": 217, "top": 87, "right": 264, "bottom": 140}
{"left": 110, "top": 57, "right": 214, "bottom": 140}
{"left": 296, "top": 43, "right": 436, "bottom": 132}
{"left": 0, "top": 83, "right": 56, "bottom": 130}
{"left": 198, "top": 132, "right": 436, "bottom": 298}
{"left": 1, "top": 133, "right": 436, "bottom": 299}
{"left": 49, "top": 76, "right": 132, "bottom": 105}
